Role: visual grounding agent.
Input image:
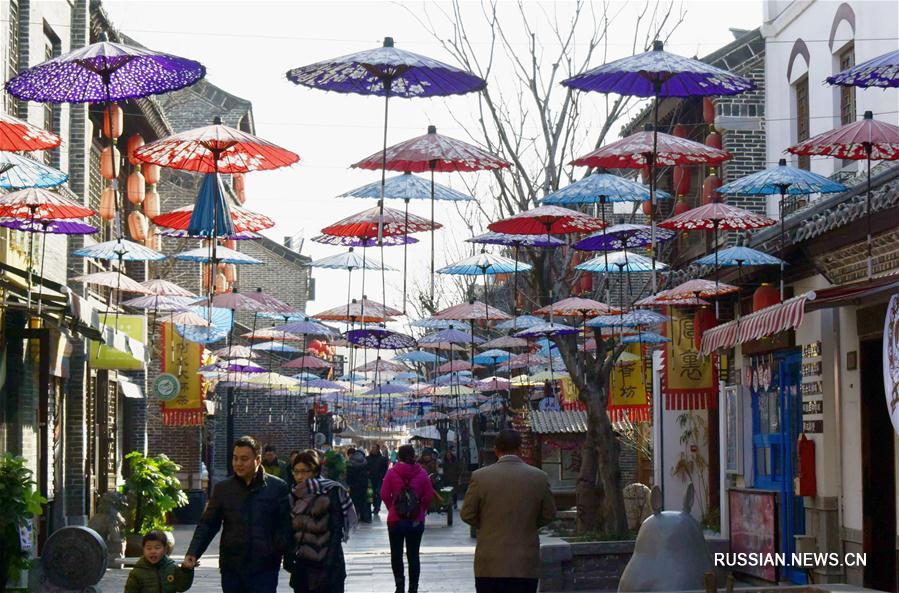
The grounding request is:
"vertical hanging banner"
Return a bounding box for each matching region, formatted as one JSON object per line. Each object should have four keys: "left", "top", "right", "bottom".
{"left": 662, "top": 307, "right": 717, "bottom": 410}
{"left": 559, "top": 376, "right": 586, "bottom": 411}
{"left": 884, "top": 294, "right": 899, "bottom": 435}
{"left": 161, "top": 322, "right": 205, "bottom": 426}
{"left": 608, "top": 344, "right": 651, "bottom": 421}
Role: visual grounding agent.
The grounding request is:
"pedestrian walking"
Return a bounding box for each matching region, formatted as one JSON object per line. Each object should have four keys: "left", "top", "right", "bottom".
{"left": 184, "top": 436, "right": 291, "bottom": 593}
{"left": 381, "top": 444, "right": 435, "bottom": 593}
{"left": 285, "top": 450, "right": 357, "bottom": 593}
{"left": 461, "top": 429, "right": 556, "bottom": 593}
{"left": 262, "top": 444, "right": 290, "bottom": 479}
{"left": 124, "top": 530, "right": 194, "bottom": 593}
{"left": 345, "top": 447, "right": 372, "bottom": 523}
{"left": 367, "top": 444, "right": 389, "bottom": 515}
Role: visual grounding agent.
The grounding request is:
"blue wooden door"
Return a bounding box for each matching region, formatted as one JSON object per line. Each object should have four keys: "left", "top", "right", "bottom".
{"left": 751, "top": 351, "right": 805, "bottom": 583}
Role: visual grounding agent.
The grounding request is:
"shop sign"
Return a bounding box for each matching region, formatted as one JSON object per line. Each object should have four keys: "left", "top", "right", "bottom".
{"left": 153, "top": 373, "right": 181, "bottom": 401}
{"left": 88, "top": 314, "right": 146, "bottom": 370}
{"left": 802, "top": 399, "right": 823, "bottom": 415}
{"left": 802, "top": 419, "right": 823, "bottom": 433}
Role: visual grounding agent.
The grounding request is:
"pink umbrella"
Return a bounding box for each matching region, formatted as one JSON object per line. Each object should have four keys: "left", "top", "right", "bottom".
{"left": 437, "top": 360, "right": 483, "bottom": 373}
{"left": 480, "top": 336, "right": 530, "bottom": 350}
{"left": 283, "top": 355, "right": 331, "bottom": 370}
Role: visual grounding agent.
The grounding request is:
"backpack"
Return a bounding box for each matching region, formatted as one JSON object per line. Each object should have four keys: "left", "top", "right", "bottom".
{"left": 393, "top": 474, "right": 421, "bottom": 521}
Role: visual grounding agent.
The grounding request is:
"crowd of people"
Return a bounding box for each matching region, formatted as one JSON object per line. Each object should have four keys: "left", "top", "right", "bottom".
{"left": 126, "top": 430, "right": 555, "bottom": 593}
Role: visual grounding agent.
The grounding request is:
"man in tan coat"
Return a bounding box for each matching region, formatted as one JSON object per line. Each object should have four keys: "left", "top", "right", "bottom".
{"left": 461, "top": 429, "right": 557, "bottom": 593}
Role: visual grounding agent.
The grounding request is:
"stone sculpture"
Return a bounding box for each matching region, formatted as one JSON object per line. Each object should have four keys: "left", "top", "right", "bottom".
{"left": 30, "top": 525, "right": 107, "bottom": 593}
{"left": 87, "top": 491, "right": 127, "bottom": 563}
{"left": 618, "top": 484, "right": 715, "bottom": 592}
{"left": 623, "top": 483, "right": 653, "bottom": 531}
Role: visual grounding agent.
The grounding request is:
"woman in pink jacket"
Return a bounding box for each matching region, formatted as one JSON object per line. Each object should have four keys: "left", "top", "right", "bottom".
{"left": 380, "top": 444, "right": 435, "bottom": 593}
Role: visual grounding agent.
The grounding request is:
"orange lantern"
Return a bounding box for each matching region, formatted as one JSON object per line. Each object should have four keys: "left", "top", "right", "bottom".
{"left": 702, "top": 171, "right": 722, "bottom": 204}
{"left": 693, "top": 306, "right": 718, "bottom": 350}
{"left": 223, "top": 264, "right": 236, "bottom": 283}
{"left": 100, "top": 146, "right": 121, "bottom": 180}
{"left": 672, "top": 123, "right": 689, "bottom": 138}
{"left": 144, "top": 163, "right": 160, "bottom": 185}
{"left": 578, "top": 271, "right": 593, "bottom": 295}
{"left": 128, "top": 211, "right": 149, "bottom": 241}
{"left": 753, "top": 283, "right": 780, "bottom": 312}
{"left": 223, "top": 240, "right": 237, "bottom": 250}
{"left": 143, "top": 187, "right": 160, "bottom": 219}
{"left": 127, "top": 134, "right": 145, "bottom": 164}
{"left": 673, "top": 165, "right": 691, "bottom": 196}
{"left": 705, "top": 129, "right": 722, "bottom": 150}
{"left": 99, "top": 187, "right": 116, "bottom": 220}
{"left": 703, "top": 98, "right": 715, "bottom": 125}
{"left": 102, "top": 104, "right": 123, "bottom": 138}
{"left": 144, "top": 233, "right": 161, "bottom": 251}
{"left": 127, "top": 169, "right": 145, "bottom": 205}
{"left": 215, "top": 272, "right": 228, "bottom": 294}
{"left": 674, "top": 197, "right": 691, "bottom": 216}
{"left": 202, "top": 265, "right": 213, "bottom": 291}
{"left": 233, "top": 173, "right": 245, "bottom": 193}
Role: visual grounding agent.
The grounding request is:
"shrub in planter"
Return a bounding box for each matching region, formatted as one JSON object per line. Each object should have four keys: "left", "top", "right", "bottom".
{"left": 0, "top": 453, "right": 46, "bottom": 593}
{"left": 120, "top": 452, "right": 188, "bottom": 555}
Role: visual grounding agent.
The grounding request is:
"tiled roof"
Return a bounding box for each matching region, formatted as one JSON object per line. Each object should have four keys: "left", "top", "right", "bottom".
{"left": 529, "top": 410, "right": 588, "bottom": 434}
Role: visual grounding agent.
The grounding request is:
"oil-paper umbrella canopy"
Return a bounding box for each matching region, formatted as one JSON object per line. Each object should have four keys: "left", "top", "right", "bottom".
{"left": 311, "top": 234, "right": 417, "bottom": 247}
{"left": 0, "top": 188, "right": 95, "bottom": 219}
{"left": 827, "top": 47, "right": 899, "bottom": 88}
{"left": 0, "top": 111, "right": 61, "bottom": 151}
{"left": 438, "top": 252, "right": 533, "bottom": 275}
{"left": 286, "top": 36, "right": 485, "bottom": 98}
{"left": 535, "top": 297, "right": 620, "bottom": 317}
{"left": 122, "top": 294, "right": 194, "bottom": 311}
{"left": 195, "top": 289, "right": 267, "bottom": 312}
{"left": 433, "top": 300, "right": 512, "bottom": 321}
{"left": 4, "top": 38, "right": 206, "bottom": 103}
{"left": 73, "top": 271, "right": 150, "bottom": 293}
{"left": 242, "top": 328, "right": 302, "bottom": 341}
{"left": 271, "top": 319, "right": 337, "bottom": 337}
{"left": 695, "top": 246, "right": 785, "bottom": 268}
{"left": 73, "top": 238, "right": 166, "bottom": 261}
{"left": 312, "top": 250, "right": 395, "bottom": 271}
{"left": 562, "top": 40, "right": 755, "bottom": 97}
{"left": 283, "top": 355, "right": 331, "bottom": 370}
{"left": 340, "top": 171, "right": 473, "bottom": 202}
{"left": 320, "top": 205, "right": 440, "bottom": 238}
{"left": 153, "top": 203, "right": 275, "bottom": 233}
{"left": 716, "top": 159, "right": 847, "bottom": 196}
{"left": 173, "top": 246, "right": 262, "bottom": 265}
{"left": 496, "top": 315, "right": 547, "bottom": 331}
{"left": 141, "top": 278, "right": 196, "bottom": 297}
{"left": 576, "top": 250, "right": 668, "bottom": 273}
{"left": 467, "top": 231, "right": 565, "bottom": 248}
{"left": 0, "top": 218, "right": 95, "bottom": 235}
{"left": 133, "top": 117, "right": 299, "bottom": 173}
{"left": 0, "top": 152, "right": 68, "bottom": 189}
{"left": 481, "top": 336, "right": 529, "bottom": 350}
{"left": 658, "top": 203, "right": 777, "bottom": 231}
{"left": 419, "top": 327, "right": 484, "bottom": 347}
{"left": 489, "top": 205, "right": 605, "bottom": 236}
{"left": 571, "top": 129, "right": 731, "bottom": 168}
{"left": 354, "top": 358, "right": 406, "bottom": 373}
{"left": 313, "top": 298, "right": 402, "bottom": 322}
{"left": 575, "top": 223, "right": 676, "bottom": 251}
{"left": 660, "top": 278, "right": 739, "bottom": 300}
{"left": 345, "top": 328, "right": 417, "bottom": 350}
{"left": 542, "top": 172, "right": 671, "bottom": 205}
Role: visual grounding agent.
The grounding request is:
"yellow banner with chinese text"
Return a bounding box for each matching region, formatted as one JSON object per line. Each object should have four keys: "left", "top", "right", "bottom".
{"left": 161, "top": 323, "right": 205, "bottom": 426}
{"left": 608, "top": 344, "right": 650, "bottom": 421}
{"left": 662, "top": 307, "right": 717, "bottom": 410}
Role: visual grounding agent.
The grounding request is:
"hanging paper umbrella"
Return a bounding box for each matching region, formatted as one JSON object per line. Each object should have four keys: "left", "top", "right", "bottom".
{"left": 695, "top": 246, "right": 785, "bottom": 268}
{"left": 0, "top": 111, "right": 61, "bottom": 151}
{"left": 354, "top": 357, "right": 406, "bottom": 374}
{"left": 827, "top": 48, "right": 899, "bottom": 88}
{"left": 621, "top": 332, "right": 671, "bottom": 344}
{"left": 252, "top": 341, "right": 301, "bottom": 353}
{"left": 272, "top": 319, "right": 337, "bottom": 337}
{"left": 410, "top": 317, "right": 456, "bottom": 330}
{"left": 313, "top": 297, "right": 401, "bottom": 323}
{"left": 489, "top": 205, "right": 604, "bottom": 236}
{"left": 438, "top": 250, "right": 533, "bottom": 276}
{"left": 242, "top": 329, "right": 303, "bottom": 341}
{"left": 473, "top": 349, "right": 513, "bottom": 365}
{"left": 156, "top": 309, "right": 211, "bottom": 327}
{"left": 481, "top": 336, "right": 529, "bottom": 350}
{"left": 247, "top": 373, "right": 300, "bottom": 389}
{"left": 515, "top": 322, "right": 580, "bottom": 338}
{"left": 73, "top": 271, "right": 149, "bottom": 293}
{"left": 542, "top": 171, "right": 671, "bottom": 206}
{"left": 588, "top": 310, "right": 669, "bottom": 328}
{"left": 311, "top": 233, "right": 416, "bottom": 247}
{"left": 437, "top": 360, "right": 482, "bottom": 373}
{"left": 363, "top": 383, "right": 411, "bottom": 396}
{"left": 283, "top": 355, "right": 331, "bottom": 370}
{"left": 312, "top": 249, "right": 394, "bottom": 271}
{"left": 535, "top": 297, "right": 619, "bottom": 318}
{"left": 394, "top": 372, "right": 422, "bottom": 382}
{"left": 433, "top": 300, "right": 511, "bottom": 322}
{"left": 202, "top": 359, "right": 267, "bottom": 374}
{"left": 0, "top": 187, "right": 95, "bottom": 220}
{"left": 153, "top": 203, "right": 275, "bottom": 234}
{"left": 187, "top": 173, "right": 234, "bottom": 238}
{"left": 574, "top": 223, "right": 676, "bottom": 251}
{"left": 352, "top": 125, "right": 510, "bottom": 306}
{"left": 634, "top": 291, "right": 708, "bottom": 307}
{"left": 122, "top": 294, "right": 194, "bottom": 311}
{"left": 321, "top": 205, "right": 439, "bottom": 239}
{"left": 345, "top": 328, "right": 417, "bottom": 350}
{"left": 174, "top": 245, "right": 262, "bottom": 265}
{"left": 660, "top": 278, "right": 739, "bottom": 301}
{"left": 340, "top": 170, "right": 473, "bottom": 202}
{"left": 467, "top": 231, "right": 565, "bottom": 248}
{"left": 0, "top": 152, "right": 67, "bottom": 189}
{"left": 419, "top": 327, "right": 484, "bottom": 347}
{"left": 194, "top": 289, "right": 267, "bottom": 313}
{"left": 245, "top": 288, "right": 296, "bottom": 314}
{"left": 74, "top": 238, "right": 166, "bottom": 262}
{"left": 495, "top": 315, "right": 546, "bottom": 331}
{"left": 576, "top": 250, "right": 667, "bottom": 273}
{"left": 211, "top": 345, "right": 258, "bottom": 359}
{"left": 141, "top": 278, "right": 195, "bottom": 297}
{"left": 787, "top": 112, "right": 899, "bottom": 278}
{"left": 303, "top": 379, "right": 348, "bottom": 392}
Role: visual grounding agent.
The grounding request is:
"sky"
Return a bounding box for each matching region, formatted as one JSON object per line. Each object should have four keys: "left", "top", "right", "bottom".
{"left": 102, "top": 0, "right": 764, "bottom": 318}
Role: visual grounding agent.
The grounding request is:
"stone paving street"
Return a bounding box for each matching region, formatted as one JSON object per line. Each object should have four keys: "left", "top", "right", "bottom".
{"left": 100, "top": 510, "right": 478, "bottom": 593}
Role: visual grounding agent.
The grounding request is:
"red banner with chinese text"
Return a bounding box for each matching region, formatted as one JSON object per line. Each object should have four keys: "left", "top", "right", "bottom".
{"left": 662, "top": 307, "right": 717, "bottom": 410}
{"left": 161, "top": 323, "right": 206, "bottom": 426}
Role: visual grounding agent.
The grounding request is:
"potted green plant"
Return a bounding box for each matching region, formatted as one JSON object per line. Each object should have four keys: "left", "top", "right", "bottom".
{"left": 0, "top": 453, "right": 46, "bottom": 593}
{"left": 120, "top": 452, "right": 188, "bottom": 557}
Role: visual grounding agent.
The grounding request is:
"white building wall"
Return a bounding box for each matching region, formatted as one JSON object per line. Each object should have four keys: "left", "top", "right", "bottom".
{"left": 762, "top": 0, "right": 899, "bottom": 216}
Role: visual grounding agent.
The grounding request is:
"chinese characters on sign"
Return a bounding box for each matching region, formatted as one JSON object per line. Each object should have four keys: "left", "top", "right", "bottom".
{"left": 662, "top": 308, "right": 717, "bottom": 410}
{"left": 608, "top": 343, "right": 651, "bottom": 421}
{"left": 160, "top": 323, "right": 205, "bottom": 426}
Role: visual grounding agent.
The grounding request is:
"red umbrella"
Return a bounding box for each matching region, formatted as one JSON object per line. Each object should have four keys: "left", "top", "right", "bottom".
{"left": 0, "top": 188, "right": 95, "bottom": 219}
{"left": 353, "top": 124, "right": 511, "bottom": 307}
{"left": 635, "top": 292, "right": 708, "bottom": 307}
{"left": 153, "top": 203, "right": 274, "bottom": 233}
{"left": 489, "top": 206, "right": 604, "bottom": 318}
{"left": 0, "top": 111, "right": 61, "bottom": 151}
{"left": 788, "top": 110, "right": 899, "bottom": 278}
{"left": 133, "top": 117, "right": 299, "bottom": 174}
{"left": 283, "top": 355, "right": 331, "bottom": 370}
{"left": 573, "top": 129, "right": 731, "bottom": 290}
{"left": 321, "top": 205, "right": 438, "bottom": 238}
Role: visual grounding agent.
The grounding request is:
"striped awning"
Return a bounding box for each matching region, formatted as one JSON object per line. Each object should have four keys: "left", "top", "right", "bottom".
{"left": 700, "top": 294, "right": 809, "bottom": 355}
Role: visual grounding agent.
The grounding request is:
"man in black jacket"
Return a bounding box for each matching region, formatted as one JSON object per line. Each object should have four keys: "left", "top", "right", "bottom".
{"left": 184, "top": 435, "right": 291, "bottom": 593}
{"left": 366, "top": 443, "right": 389, "bottom": 514}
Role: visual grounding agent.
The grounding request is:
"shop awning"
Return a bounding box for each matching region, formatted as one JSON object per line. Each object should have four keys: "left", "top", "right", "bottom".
{"left": 700, "top": 294, "right": 809, "bottom": 355}
{"left": 806, "top": 273, "right": 899, "bottom": 310}
{"left": 67, "top": 291, "right": 148, "bottom": 364}
{"left": 119, "top": 379, "right": 144, "bottom": 399}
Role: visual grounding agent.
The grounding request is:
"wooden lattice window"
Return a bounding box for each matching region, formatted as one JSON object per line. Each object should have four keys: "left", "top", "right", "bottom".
{"left": 839, "top": 45, "right": 856, "bottom": 126}
{"left": 7, "top": 0, "right": 19, "bottom": 116}
{"left": 795, "top": 77, "right": 810, "bottom": 170}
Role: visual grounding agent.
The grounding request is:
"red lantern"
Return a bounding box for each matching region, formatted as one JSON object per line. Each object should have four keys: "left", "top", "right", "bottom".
{"left": 223, "top": 240, "right": 237, "bottom": 250}
{"left": 703, "top": 98, "right": 715, "bottom": 125}
{"left": 702, "top": 172, "right": 722, "bottom": 204}
{"left": 127, "top": 134, "right": 145, "bottom": 164}
{"left": 143, "top": 187, "right": 160, "bottom": 219}
{"left": 99, "top": 187, "right": 116, "bottom": 220}
{"left": 102, "top": 104, "right": 123, "bottom": 138}
{"left": 233, "top": 173, "right": 245, "bottom": 193}
{"left": 127, "top": 169, "right": 145, "bottom": 205}
{"left": 128, "top": 211, "right": 148, "bottom": 241}
{"left": 753, "top": 283, "right": 780, "bottom": 312}
{"left": 674, "top": 197, "right": 691, "bottom": 216}
{"left": 693, "top": 306, "right": 718, "bottom": 350}
{"left": 144, "top": 163, "right": 160, "bottom": 185}
{"left": 309, "top": 339, "right": 323, "bottom": 353}
{"left": 578, "top": 272, "right": 593, "bottom": 295}
{"left": 705, "top": 130, "right": 722, "bottom": 150}
{"left": 100, "top": 146, "right": 121, "bottom": 180}
{"left": 673, "top": 165, "right": 691, "bottom": 196}
{"left": 215, "top": 272, "right": 228, "bottom": 294}
{"left": 673, "top": 123, "right": 689, "bottom": 138}
{"left": 642, "top": 200, "right": 653, "bottom": 216}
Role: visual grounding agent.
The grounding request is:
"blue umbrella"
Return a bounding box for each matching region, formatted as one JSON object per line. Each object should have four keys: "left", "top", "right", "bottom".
{"left": 396, "top": 350, "right": 446, "bottom": 364}
{"left": 74, "top": 238, "right": 166, "bottom": 261}
{"left": 251, "top": 341, "right": 301, "bottom": 353}
{"left": 473, "top": 349, "right": 512, "bottom": 365}
{"left": 695, "top": 246, "right": 785, "bottom": 268}
{"left": 564, "top": 40, "right": 754, "bottom": 297}
{"left": 394, "top": 372, "right": 422, "bottom": 382}
{"left": 291, "top": 372, "right": 320, "bottom": 382}
{"left": 587, "top": 310, "right": 669, "bottom": 328}
{"left": 312, "top": 233, "right": 417, "bottom": 247}
{"left": 0, "top": 151, "right": 68, "bottom": 189}
{"left": 187, "top": 173, "right": 235, "bottom": 238}
{"left": 621, "top": 332, "right": 671, "bottom": 344}
{"left": 515, "top": 322, "right": 579, "bottom": 338}
{"left": 433, "top": 371, "right": 472, "bottom": 385}
{"left": 827, "top": 47, "right": 899, "bottom": 88}
{"left": 419, "top": 328, "right": 483, "bottom": 346}
{"left": 178, "top": 306, "right": 232, "bottom": 344}
{"left": 410, "top": 317, "right": 457, "bottom": 330}
{"left": 542, "top": 172, "right": 670, "bottom": 205}
{"left": 340, "top": 171, "right": 473, "bottom": 202}
{"left": 496, "top": 315, "right": 546, "bottom": 331}
{"left": 718, "top": 158, "right": 846, "bottom": 297}
{"left": 438, "top": 251, "right": 533, "bottom": 275}
{"left": 576, "top": 250, "right": 667, "bottom": 273}
{"left": 272, "top": 319, "right": 336, "bottom": 336}
{"left": 174, "top": 245, "right": 262, "bottom": 265}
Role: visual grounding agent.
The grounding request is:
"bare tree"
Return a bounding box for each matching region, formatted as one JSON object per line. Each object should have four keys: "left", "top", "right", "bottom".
{"left": 407, "top": 0, "right": 685, "bottom": 536}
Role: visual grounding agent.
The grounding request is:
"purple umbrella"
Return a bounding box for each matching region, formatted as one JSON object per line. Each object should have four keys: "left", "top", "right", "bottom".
{"left": 345, "top": 328, "right": 417, "bottom": 351}
{"left": 311, "top": 233, "right": 418, "bottom": 247}
{"left": 5, "top": 33, "right": 205, "bottom": 241}
{"left": 563, "top": 40, "right": 754, "bottom": 291}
